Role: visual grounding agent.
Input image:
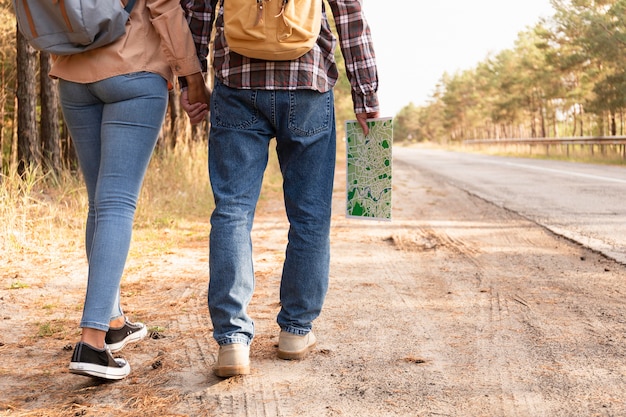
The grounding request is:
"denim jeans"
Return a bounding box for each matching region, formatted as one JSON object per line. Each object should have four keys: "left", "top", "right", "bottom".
{"left": 209, "top": 79, "right": 336, "bottom": 345}
{"left": 59, "top": 73, "right": 168, "bottom": 331}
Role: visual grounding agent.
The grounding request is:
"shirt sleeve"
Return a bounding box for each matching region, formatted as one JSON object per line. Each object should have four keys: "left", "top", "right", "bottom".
{"left": 178, "top": 0, "right": 214, "bottom": 88}
{"left": 327, "top": 0, "right": 379, "bottom": 114}
{"left": 147, "top": 0, "right": 203, "bottom": 77}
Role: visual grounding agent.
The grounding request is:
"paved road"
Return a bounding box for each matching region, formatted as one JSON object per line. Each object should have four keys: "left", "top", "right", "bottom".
{"left": 395, "top": 147, "right": 626, "bottom": 265}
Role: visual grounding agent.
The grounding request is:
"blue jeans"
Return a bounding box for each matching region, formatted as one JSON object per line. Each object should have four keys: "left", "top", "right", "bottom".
{"left": 59, "top": 73, "right": 168, "bottom": 331}
{"left": 209, "top": 79, "right": 336, "bottom": 345}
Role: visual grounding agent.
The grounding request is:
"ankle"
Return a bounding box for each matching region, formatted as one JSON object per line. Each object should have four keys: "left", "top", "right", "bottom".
{"left": 80, "top": 328, "right": 106, "bottom": 350}
{"left": 109, "top": 316, "right": 126, "bottom": 329}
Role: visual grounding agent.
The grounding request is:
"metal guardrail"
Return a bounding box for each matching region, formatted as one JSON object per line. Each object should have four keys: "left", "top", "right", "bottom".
{"left": 463, "top": 136, "right": 626, "bottom": 145}
{"left": 462, "top": 136, "right": 626, "bottom": 160}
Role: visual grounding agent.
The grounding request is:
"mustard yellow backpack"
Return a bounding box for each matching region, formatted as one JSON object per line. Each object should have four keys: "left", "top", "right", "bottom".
{"left": 223, "top": 0, "right": 322, "bottom": 61}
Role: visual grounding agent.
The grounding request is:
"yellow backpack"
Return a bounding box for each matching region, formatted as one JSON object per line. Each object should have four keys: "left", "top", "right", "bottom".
{"left": 223, "top": 0, "right": 322, "bottom": 61}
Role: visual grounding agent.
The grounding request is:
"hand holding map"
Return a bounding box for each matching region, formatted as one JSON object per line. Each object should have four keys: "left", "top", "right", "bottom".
{"left": 346, "top": 117, "right": 393, "bottom": 220}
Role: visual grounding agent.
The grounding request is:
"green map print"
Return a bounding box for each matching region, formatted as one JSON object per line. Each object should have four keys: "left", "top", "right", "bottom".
{"left": 346, "top": 117, "right": 393, "bottom": 220}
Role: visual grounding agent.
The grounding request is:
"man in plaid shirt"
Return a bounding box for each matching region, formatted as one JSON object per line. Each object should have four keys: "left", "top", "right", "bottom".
{"left": 181, "top": 0, "right": 379, "bottom": 378}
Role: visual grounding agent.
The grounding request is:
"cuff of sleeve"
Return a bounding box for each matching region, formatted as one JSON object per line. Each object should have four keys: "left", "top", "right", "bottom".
{"left": 352, "top": 91, "right": 380, "bottom": 114}
{"left": 179, "top": 72, "right": 207, "bottom": 90}
{"left": 170, "top": 57, "right": 202, "bottom": 78}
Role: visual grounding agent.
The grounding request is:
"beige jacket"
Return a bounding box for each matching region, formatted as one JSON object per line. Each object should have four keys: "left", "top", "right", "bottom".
{"left": 49, "top": 0, "right": 200, "bottom": 87}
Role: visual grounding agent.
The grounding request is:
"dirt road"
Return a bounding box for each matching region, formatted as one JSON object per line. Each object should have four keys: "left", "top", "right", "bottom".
{"left": 2, "top": 148, "right": 626, "bottom": 416}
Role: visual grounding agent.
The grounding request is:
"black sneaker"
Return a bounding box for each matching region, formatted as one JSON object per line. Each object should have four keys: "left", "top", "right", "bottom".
{"left": 69, "top": 342, "right": 130, "bottom": 380}
{"left": 106, "top": 320, "right": 148, "bottom": 352}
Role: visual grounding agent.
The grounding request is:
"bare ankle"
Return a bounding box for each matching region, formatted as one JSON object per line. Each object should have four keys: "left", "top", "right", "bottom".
{"left": 80, "top": 328, "right": 106, "bottom": 350}
{"left": 109, "top": 316, "right": 126, "bottom": 328}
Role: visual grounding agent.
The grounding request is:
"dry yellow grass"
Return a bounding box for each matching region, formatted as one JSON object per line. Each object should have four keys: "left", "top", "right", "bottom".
{"left": 1, "top": 139, "right": 308, "bottom": 416}
{"left": 1, "top": 141, "right": 217, "bottom": 262}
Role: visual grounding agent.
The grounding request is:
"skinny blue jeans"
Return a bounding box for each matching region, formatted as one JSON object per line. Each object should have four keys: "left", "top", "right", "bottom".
{"left": 208, "top": 79, "right": 336, "bottom": 346}
{"left": 59, "top": 73, "right": 168, "bottom": 332}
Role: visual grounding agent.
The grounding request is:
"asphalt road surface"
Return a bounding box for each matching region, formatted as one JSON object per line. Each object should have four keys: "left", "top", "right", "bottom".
{"left": 395, "top": 147, "right": 626, "bottom": 265}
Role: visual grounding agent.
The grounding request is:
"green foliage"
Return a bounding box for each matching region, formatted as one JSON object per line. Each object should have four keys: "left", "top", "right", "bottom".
{"left": 394, "top": 0, "right": 626, "bottom": 143}
{"left": 393, "top": 103, "right": 421, "bottom": 142}
{"left": 37, "top": 320, "right": 69, "bottom": 338}
{"left": 9, "top": 280, "right": 28, "bottom": 289}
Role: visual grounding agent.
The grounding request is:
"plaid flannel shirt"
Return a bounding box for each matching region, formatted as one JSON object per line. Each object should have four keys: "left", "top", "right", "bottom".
{"left": 180, "top": 0, "right": 379, "bottom": 113}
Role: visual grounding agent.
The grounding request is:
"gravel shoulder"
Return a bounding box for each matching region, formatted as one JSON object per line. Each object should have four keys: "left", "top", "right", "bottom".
{"left": 2, "top": 148, "right": 626, "bottom": 416}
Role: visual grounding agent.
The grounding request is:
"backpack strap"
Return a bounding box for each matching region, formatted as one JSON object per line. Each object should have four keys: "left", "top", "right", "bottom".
{"left": 124, "top": 0, "right": 137, "bottom": 13}
{"left": 20, "top": 0, "right": 38, "bottom": 38}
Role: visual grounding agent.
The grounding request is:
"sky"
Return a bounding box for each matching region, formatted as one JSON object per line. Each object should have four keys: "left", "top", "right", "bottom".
{"left": 361, "top": 1, "right": 556, "bottom": 116}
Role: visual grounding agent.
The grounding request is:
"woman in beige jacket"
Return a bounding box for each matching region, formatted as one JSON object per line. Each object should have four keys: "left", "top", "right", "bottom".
{"left": 50, "top": 0, "right": 209, "bottom": 381}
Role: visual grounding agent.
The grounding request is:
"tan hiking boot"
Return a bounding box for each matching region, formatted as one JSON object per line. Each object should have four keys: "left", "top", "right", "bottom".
{"left": 277, "top": 330, "right": 317, "bottom": 360}
{"left": 214, "top": 343, "right": 250, "bottom": 377}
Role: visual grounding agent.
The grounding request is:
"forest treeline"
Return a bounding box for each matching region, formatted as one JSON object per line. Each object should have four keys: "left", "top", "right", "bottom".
{"left": 0, "top": 0, "right": 355, "bottom": 178}
{"left": 394, "top": 0, "right": 626, "bottom": 144}
{"left": 6, "top": 0, "right": 625, "bottom": 174}
{"left": 0, "top": 0, "right": 206, "bottom": 177}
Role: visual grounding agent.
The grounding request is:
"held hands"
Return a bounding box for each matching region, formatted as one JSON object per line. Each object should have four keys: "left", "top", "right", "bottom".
{"left": 356, "top": 111, "right": 380, "bottom": 136}
{"left": 182, "top": 72, "right": 210, "bottom": 125}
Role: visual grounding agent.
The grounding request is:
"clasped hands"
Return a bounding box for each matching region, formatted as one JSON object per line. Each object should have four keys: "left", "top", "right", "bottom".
{"left": 182, "top": 72, "right": 211, "bottom": 125}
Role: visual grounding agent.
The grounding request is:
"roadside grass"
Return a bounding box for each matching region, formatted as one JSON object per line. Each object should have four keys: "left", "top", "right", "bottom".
{"left": 0, "top": 139, "right": 294, "bottom": 417}
{"left": 1, "top": 139, "right": 285, "bottom": 265}
{"left": 452, "top": 143, "right": 626, "bottom": 166}
{"left": 14, "top": 135, "right": 622, "bottom": 270}
{"left": 1, "top": 163, "right": 86, "bottom": 270}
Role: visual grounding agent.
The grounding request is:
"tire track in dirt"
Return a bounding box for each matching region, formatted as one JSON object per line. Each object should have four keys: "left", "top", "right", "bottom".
{"left": 393, "top": 156, "right": 626, "bottom": 416}
{"left": 4, "top": 150, "right": 626, "bottom": 416}
{"left": 323, "top": 160, "right": 496, "bottom": 414}
{"left": 165, "top": 215, "right": 311, "bottom": 416}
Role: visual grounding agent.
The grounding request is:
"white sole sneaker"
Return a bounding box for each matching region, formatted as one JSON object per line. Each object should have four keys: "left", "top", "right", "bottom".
{"left": 106, "top": 320, "right": 148, "bottom": 353}
{"left": 69, "top": 342, "right": 131, "bottom": 380}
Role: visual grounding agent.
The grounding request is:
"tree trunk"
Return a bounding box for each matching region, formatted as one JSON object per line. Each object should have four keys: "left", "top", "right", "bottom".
{"left": 11, "top": 96, "right": 18, "bottom": 167}
{"left": 611, "top": 111, "right": 617, "bottom": 136}
{"left": 40, "top": 52, "right": 61, "bottom": 175}
{"left": 166, "top": 89, "right": 180, "bottom": 150}
{"left": 579, "top": 105, "right": 584, "bottom": 137}
{"left": 16, "top": 28, "right": 40, "bottom": 174}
